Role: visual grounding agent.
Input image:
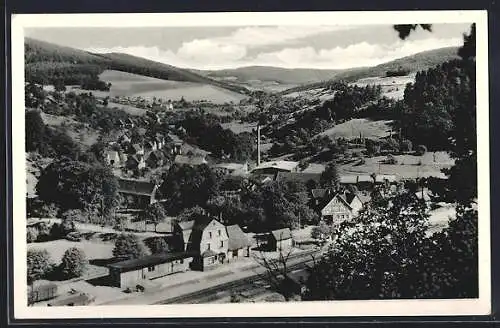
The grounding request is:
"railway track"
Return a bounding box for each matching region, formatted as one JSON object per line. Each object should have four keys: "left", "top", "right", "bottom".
{"left": 156, "top": 250, "right": 319, "bottom": 304}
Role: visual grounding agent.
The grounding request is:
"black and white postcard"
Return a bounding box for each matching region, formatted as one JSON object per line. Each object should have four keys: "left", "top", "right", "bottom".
{"left": 11, "top": 10, "right": 490, "bottom": 319}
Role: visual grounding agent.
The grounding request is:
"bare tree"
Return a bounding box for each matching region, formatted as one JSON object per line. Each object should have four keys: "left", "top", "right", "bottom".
{"left": 253, "top": 235, "right": 296, "bottom": 301}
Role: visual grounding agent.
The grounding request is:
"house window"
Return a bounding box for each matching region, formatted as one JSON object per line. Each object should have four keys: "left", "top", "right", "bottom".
{"left": 220, "top": 241, "right": 224, "bottom": 247}
{"left": 209, "top": 232, "right": 212, "bottom": 239}
{"left": 218, "top": 230, "right": 221, "bottom": 236}
{"left": 148, "top": 266, "right": 155, "bottom": 272}
{"left": 207, "top": 243, "right": 211, "bottom": 250}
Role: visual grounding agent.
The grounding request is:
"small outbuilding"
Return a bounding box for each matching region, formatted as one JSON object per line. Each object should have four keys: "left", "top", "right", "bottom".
{"left": 28, "top": 282, "right": 58, "bottom": 304}
{"left": 226, "top": 224, "right": 252, "bottom": 260}
{"left": 269, "top": 228, "right": 293, "bottom": 252}
{"left": 108, "top": 252, "right": 195, "bottom": 289}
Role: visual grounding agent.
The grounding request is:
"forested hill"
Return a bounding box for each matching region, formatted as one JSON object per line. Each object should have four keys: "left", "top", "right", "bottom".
{"left": 279, "top": 47, "right": 460, "bottom": 95}
{"left": 24, "top": 38, "right": 249, "bottom": 94}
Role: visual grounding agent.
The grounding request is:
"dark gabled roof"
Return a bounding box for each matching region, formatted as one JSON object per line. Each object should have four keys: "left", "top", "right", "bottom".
{"left": 108, "top": 252, "right": 196, "bottom": 272}
{"left": 271, "top": 228, "right": 292, "bottom": 241}
{"left": 226, "top": 224, "right": 251, "bottom": 250}
{"left": 275, "top": 172, "right": 321, "bottom": 184}
{"left": 341, "top": 192, "right": 357, "bottom": 205}
{"left": 324, "top": 193, "right": 353, "bottom": 210}
{"left": 177, "top": 220, "right": 195, "bottom": 231}
{"left": 192, "top": 216, "right": 221, "bottom": 232}
{"left": 118, "top": 178, "right": 157, "bottom": 196}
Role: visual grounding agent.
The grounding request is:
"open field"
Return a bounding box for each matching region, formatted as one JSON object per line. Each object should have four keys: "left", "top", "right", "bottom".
{"left": 351, "top": 74, "right": 415, "bottom": 100}
{"left": 341, "top": 151, "right": 454, "bottom": 179}
{"left": 28, "top": 239, "right": 114, "bottom": 263}
{"left": 98, "top": 70, "right": 248, "bottom": 104}
{"left": 318, "top": 118, "right": 394, "bottom": 139}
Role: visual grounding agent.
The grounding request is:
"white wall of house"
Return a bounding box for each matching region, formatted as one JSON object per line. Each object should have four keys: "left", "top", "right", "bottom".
{"left": 200, "top": 219, "right": 229, "bottom": 255}
{"left": 321, "top": 196, "right": 353, "bottom": 224}
{"left": 350, "top": 196, "right": 364, "bottom": 217}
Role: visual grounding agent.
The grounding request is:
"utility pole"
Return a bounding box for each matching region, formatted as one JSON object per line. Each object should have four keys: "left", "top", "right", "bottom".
{"left": 257, "top": 125, "right": 261, "bottom": 166}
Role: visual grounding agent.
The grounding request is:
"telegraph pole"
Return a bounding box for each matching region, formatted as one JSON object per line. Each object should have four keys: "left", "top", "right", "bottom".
{"left": 257, "top": 125, "right": 261, "bottom": 166}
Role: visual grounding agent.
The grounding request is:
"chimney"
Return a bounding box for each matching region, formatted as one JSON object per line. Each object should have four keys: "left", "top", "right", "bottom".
{"left": 257, "top": 125, "right": 261, "bottom": 166}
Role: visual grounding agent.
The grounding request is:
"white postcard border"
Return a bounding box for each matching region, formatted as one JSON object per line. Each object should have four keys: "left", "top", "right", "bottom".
{"left": 11, "top": 10, "right": 490, "bottom": 319}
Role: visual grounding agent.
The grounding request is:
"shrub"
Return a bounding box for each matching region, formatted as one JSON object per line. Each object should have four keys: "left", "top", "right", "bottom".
{"left": 60, "top": 247, "right": 88, "bottom": 279}
{"left": 27, "top": 249, "right": 53, "bottom": 284}
{"left": 65, "top": 231, "right": 82, "bottom": 242}
{"left": 385, "top": 154, "right": 398, "bottom": 165}
{"left": 49, "top": 222, "right": 63, "bottom": 240}
{"left": 35, "top": 222, "right": 52, "bottom": 241}
{"left": 113, "top": 233, "right": 149, "bottom": 260}
{"left": 416, "top": 144, "right": 428, "bottom": 155}
{"left": 34, "top": 202, "right": 60, "bottom": 218}
{"left": 27, "top": 227, "right": 39, "bottom": 243}
{"left": 385, "top": 138, "right": 400, "bottom": 153}
{"left": 60, "top": 218, "right": 77, "bottom": 236}
{"left": 145, "top": 237, "right": 169, "bottom": 254}
{"left": 400, "top": 139, "right": 413, "bottom": 152}
{"left": 61, "top": 209, "right": 87, "bottom": 223}
{"left": 365, "top": 139, "right": 381, "bottom": 156}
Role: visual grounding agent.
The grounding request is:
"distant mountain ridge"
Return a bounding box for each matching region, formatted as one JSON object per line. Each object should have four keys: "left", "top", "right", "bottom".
{"left": 195, "top": 47, "right": 459, "bottom": 93}
{"left": 194, "top": 66, "right": 342, "bottom": 85}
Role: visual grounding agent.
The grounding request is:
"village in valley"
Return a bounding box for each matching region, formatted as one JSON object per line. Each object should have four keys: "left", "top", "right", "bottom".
{"left": 24, "top": 23, "right": 478, "bottom": 306}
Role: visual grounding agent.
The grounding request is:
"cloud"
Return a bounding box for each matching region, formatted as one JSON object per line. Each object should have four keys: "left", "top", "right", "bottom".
{"left": 217, "top": 25, "right": 353, "bottom": 48}
{"left": 86, "top": 35, "right": 462, "bottom": 70}
{"left": 251, "top": 37, "right": 463, "bottom": 69}
{"left": 177, "top": 39, "right": 247, "bottom": 64}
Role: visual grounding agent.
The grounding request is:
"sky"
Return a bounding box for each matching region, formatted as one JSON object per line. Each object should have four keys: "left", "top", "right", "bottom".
{"left": 25, "top": 23, "right": 472, "bottom": 70}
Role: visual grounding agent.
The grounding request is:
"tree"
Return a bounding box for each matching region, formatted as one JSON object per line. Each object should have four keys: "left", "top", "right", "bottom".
{"left": 27, "top": 250, "right": 52, "bottom": 280}
{"left": 60, "top": 247, "right": 88, "bottom": 278}
{"left": 159, "top": 164, "right": 219, "bottom": 215}
{"left": 60, "top": 215, "right": 77, "bottom": 236}
{"left": 320, "top": 161, "right": 340, "bottom": 189}
{"left": 254, "top": 241, "right": 296, "bottom": 301}
{"left": 365, "top": 139, "right": 381, "bottom": 156}
{"left": 27, "top": 249, "right": 53, "bottom": 304}
{"left": 416, "top": 145, "right": 427, "bottom": 156}
{"left": 305, "top": 191, "right": 431, "bottom": 300}
{"left": 27, "top": 227, "right": 39, "bottom": 243}
{"left": 414, "top": 205, "right": 478, "bottom": 298}
{"left": 311, "top": 221, "right": 333, "bottom": 240}
{"left": 177, "top": 205, "right": 206, "bottom": 222}
{"left": 36, "top": 159, "right": 120, "bottom": 216}
{"left": 400, "top": 139, "right": 413, "bottom": 152}
{"left": 146, "top": 237, "right": 170, "bottom": 254}
{"left": 113, "top": 233, "right": 149, "bottom": 260}
{"left": 25, "top": 110, "right": 46, "bottom": 152}
{"left": 53, "top": 79, "right": 66, "bottom": 92}
{"left": 140, "top": 202, "right": 167, "bottom": 232}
